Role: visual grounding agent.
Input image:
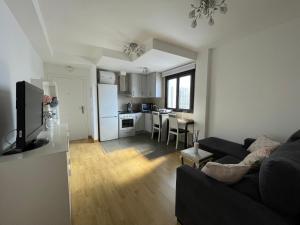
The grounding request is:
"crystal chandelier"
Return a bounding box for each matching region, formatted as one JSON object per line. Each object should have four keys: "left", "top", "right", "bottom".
{"left": 189, "top": 0, "right": 228, "bottom": 27}
{"left": 123, "top": 42, "right": 144, "bottom": 57}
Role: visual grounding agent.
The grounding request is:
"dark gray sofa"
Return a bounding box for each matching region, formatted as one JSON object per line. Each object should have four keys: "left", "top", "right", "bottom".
{"left": 176, "top": 131, "right": 300, "bottom": 225}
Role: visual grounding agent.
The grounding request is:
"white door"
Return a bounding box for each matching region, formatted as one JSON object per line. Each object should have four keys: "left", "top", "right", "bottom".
{"left": 51, "top": 77, "right": 89, "bottom": 140}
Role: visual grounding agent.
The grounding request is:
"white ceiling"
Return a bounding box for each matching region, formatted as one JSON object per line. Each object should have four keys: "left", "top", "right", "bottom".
{"left": 4, "top": 0, "right": 300, "bottom": 71}
{"left": 98, "top": 49, "right": 194, "bottom": 73}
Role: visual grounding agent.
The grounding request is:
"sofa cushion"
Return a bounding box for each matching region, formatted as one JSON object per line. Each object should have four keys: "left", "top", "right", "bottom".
{"left": 243, "top": 138, "right": 256, "bottom": 149}
{"left": 259, "top": 140, "right": 300, "bottom": 216}
{"left": 231, "top": 173, "right": 261, "bottom": 202}
{"left": 198, "top": 137, "right": 249, "bottom": 160}
{"left": 242, "top": 147, "right": 274, "bottom": 166}
{"left": 201, "top": 162, "right": 251, "bottom": 184}
{"left": 247, "top": 136, "right": 280, "bottom": 153}
{"left": 286, "top": 130, "right": 300, "bottom": 143}
{"left": 216, "top": 155, "right": 241, "bottom": 164}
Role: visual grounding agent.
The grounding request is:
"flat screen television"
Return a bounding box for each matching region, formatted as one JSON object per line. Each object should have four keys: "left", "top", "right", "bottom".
{"left": 16, "top": 81, "right": 48, "bottom": 151}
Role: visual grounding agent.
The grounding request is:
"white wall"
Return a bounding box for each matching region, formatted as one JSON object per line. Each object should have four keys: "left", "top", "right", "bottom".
{"left": 89, "top": 65, "right": 98, "bottom": 141}
{"left": 207, "top": 18, "right": 300, "bottom": 143}
{"left": 0, "top": 0, "right": 44, "bottom": 151}
{"left": 193, "top": 49, "right": 210, "bottom": 138}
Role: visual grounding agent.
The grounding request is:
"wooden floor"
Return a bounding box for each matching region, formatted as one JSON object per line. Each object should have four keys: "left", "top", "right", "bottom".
{"left": 70, "top": 140, "right": 181, "bottom": 225}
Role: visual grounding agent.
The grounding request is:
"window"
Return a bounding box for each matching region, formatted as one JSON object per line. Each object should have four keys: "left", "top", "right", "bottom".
{"left": 167, "top": 78, "right": 177, "bottom": 109}
{"left": 165, "top": 69, "right": 195, "bottom": 112}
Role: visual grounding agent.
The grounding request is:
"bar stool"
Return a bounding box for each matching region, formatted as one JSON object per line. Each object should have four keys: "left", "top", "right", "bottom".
{"left": 167, "top": 113, "right": 186, "bottom": 149}
{"left": 152, "top": 111, "right": 162, "bottom": 142}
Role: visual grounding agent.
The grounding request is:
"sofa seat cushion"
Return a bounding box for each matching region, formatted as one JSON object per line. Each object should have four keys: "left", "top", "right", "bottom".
{"left": 198, "top": 137, "right": 249, "bottom": 160}
{"left": 216, "top": 155, "right": 241, "bottom": 164}
{"left": 259, "top": 140, "right": 300, "bottom": 216}
{"left": 247, "top": 136, "right": 280, "bottom": 153}
{"left": 231, "top": 173, "right": 261, "bottom": 202}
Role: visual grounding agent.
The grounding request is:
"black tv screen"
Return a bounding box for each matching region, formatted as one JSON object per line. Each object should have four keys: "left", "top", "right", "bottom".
{"left": 16, "top": 81, "right": 44, "bottom": 150}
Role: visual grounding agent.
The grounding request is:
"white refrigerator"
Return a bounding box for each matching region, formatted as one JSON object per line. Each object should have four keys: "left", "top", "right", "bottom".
{"left": 98, "top": 84, "right": 119, "bottom": 141}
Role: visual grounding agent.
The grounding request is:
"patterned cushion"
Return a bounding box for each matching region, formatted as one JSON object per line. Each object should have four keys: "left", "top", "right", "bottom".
{"left": 247, "top": 136, "right": 280, "bottom": 153}
{"left": 201, "top": 162, "right": 251, "bottom": 184}
{"left": 242, "top": 147, "right": 274, "bottom": 166}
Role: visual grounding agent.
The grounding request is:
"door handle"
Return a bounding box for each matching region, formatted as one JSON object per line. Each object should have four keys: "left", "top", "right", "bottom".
{"left": 81, "top": 106, "right": 85, "bottom": 114}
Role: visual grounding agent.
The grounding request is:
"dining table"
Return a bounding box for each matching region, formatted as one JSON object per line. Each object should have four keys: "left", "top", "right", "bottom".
{"left": 165, "top": 116, "right": 195, "bottom": 148}
{"left": 177, "top": 118, "right": 195, "bottom": 148}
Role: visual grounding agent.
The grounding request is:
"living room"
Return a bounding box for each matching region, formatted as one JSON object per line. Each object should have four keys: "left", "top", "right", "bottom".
{"left": 0, "top": 0, "right": 300, "bottom": 225}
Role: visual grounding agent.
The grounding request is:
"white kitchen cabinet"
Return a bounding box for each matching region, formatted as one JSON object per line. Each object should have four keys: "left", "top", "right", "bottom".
{"left": 144, "top": 113, "right": 153, "bottom": 133}
{"left": 135, "top": 113, "right": 145, "bottom": 132}
{"left": 147, "top": 73, "right": 162, "bottom": 98}
{"left": 129, "top": 73, "right": 162, "bottom": 98}
{"left": 140, "top": 75, "right": 148, "bottom": 97}
{"left": 129, "top": 74, "right": 142, "bottom": 97}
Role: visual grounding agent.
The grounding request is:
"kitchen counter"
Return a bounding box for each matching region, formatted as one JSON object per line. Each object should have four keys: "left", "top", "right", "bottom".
{"left": 118, "top": 110, "right": 171, "bottom": 115}
{"left": 118, "top": 111, "right": 141, "bottom": 114}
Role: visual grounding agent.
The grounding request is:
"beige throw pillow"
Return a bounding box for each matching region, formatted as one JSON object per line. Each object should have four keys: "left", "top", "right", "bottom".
{"left": 201, "top": 162, "right": 251, "bottom": 184}
{"left": 247, "top": 136, "right": 280, "bottom": 153}
{"left": 242, "top": 147, "right": 273, "bottom": 166}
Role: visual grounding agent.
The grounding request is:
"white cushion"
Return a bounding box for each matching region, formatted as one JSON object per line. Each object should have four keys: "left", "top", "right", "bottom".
{"left": 247, "top": 136, "right": 280, "bottom": 153}
{"left": 242, "top": 147, "right": 273, "bottom": 166}
{"left": 201, "top": 162, "right": 251, "bottom": 184}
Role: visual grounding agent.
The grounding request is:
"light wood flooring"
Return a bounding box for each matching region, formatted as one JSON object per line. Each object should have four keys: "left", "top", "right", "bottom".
{"left": 70, "top": 140, "right": 181, "bottom": 225}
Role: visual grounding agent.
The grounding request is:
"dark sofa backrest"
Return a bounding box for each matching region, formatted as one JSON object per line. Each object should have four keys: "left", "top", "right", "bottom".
{"left": 259, "top": 140, "right": 300, "bottom": 216}
{"left": 286, "top": 130, "right": 300, "bottom": 143}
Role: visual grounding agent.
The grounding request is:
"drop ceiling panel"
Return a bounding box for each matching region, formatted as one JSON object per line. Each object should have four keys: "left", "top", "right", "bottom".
{"left": 98, "top": 49, "right": 194, "bottom": 73}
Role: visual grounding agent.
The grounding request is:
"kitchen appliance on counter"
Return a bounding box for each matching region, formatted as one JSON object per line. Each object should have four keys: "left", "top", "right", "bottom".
{"left": 158, "top": 108, "right": 172, "bottom": 114}
{"left": 119, "top": 113, "right": 135, "bottom": 138}
{"left": 141, "top": 103, "right": 153, "bottom": 112}
{"left": 98, "top": 84, "right": 119, "bottom": 141}
{"left": 127, "top": 102, "right": 133, "bottom": 113}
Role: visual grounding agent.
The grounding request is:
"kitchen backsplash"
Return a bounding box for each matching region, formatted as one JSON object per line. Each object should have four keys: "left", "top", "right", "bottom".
{"left": 118, "top": 95, "right": 153, "bottom": 111}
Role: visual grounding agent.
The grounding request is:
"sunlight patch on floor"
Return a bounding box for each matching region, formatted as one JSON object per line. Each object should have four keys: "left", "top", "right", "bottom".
{"left": 69, "top": 141, "right": 180, "bottom": 225}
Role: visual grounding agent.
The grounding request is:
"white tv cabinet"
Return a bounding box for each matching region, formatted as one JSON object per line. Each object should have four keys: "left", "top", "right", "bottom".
{"left": 0, "top": 125, "right": 71, "bottom": 225}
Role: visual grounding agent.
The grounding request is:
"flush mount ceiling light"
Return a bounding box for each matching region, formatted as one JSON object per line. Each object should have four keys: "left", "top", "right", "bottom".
{"left": 142, "top": 67, "right": 149, "bottom": 74}
{"left": 65, "top": 65, "right": 74, "bottom": 72}
{"left": 123, "top": 42, "right": 144, "bottom": 58}
{"left": 189, "top": 0, "right": 228, "bottom": 27}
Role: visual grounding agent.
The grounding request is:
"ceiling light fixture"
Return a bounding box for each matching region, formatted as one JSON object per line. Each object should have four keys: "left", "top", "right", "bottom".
{"left": 142, "top": 67, "right": 149, "bottom": 74}
{"left": 189, "top": 0, "right": 228, "bottom": 27}
{"left": 65, "top": 65, "right": 74, "bottom": 72}
{"left": 123, "top": 42, "right": 144, "bottom": 58}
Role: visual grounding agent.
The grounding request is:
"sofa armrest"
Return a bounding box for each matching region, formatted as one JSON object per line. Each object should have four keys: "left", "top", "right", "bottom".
{"left": 243, "top": 138, "right": 256, "bottom": 149}
{"left": 176, "top": 165, "right": 288, "bottom": 225}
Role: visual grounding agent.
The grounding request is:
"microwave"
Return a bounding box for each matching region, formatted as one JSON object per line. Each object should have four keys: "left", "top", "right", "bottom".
{"left": 141, "top": 103, "right": 152, "bottom": 112}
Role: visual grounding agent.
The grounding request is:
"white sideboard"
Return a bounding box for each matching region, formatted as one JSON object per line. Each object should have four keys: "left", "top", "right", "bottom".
{"left": 0, "top": 125, "right": 71, "bottom": 225}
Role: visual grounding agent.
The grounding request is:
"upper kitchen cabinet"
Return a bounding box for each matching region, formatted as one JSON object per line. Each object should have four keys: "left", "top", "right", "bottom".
{"left": 129, "top": 73, "right": 162, "bottom": 98}
{"left": 129, "top": 74, "right": 143, "bottom": 97}
{"left": 147, "top": 73, "right": 162, "bottom": 98}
